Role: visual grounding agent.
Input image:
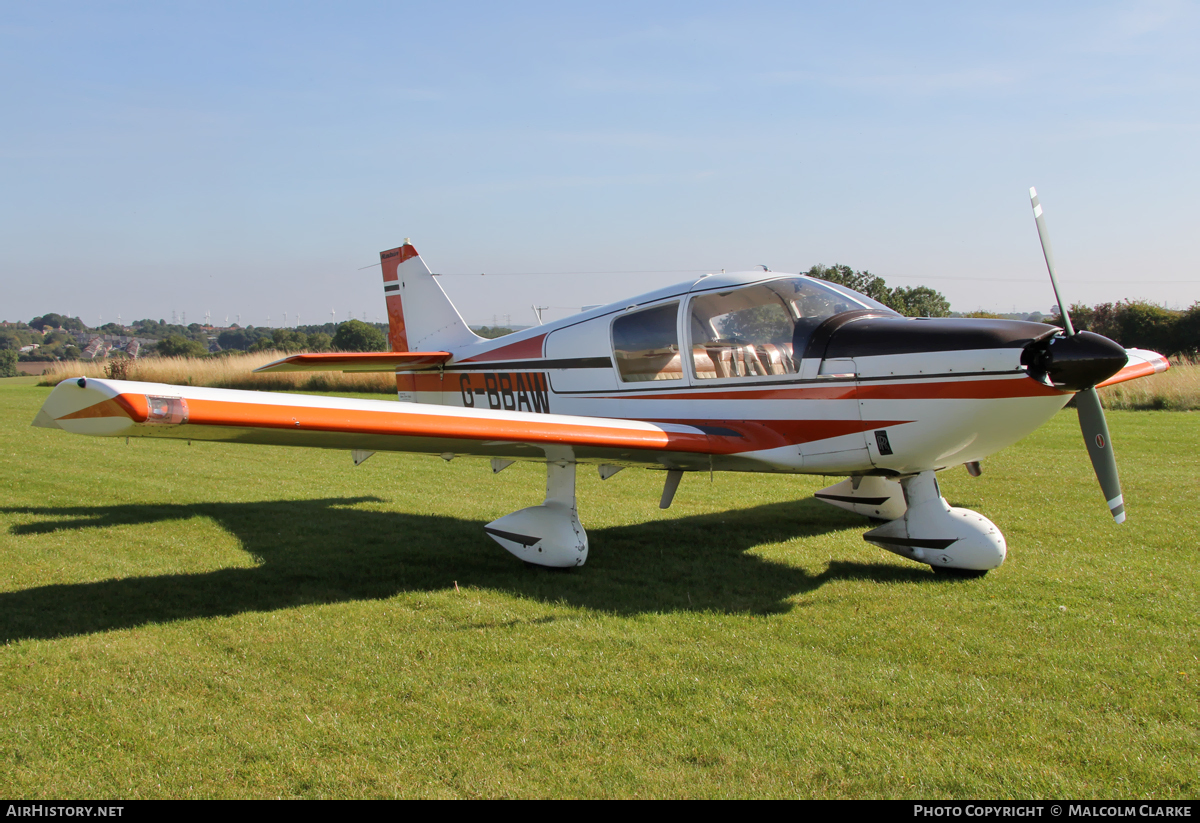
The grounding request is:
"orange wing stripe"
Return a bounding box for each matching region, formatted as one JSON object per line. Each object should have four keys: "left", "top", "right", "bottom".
{"left": 59, "top": 396, "right": 147, "bottom": 421}
{"left": 65, "top": 391, "right": 914, "bottom": 455}
{"left": 1096, "top": 358, "right": 1169, "bottom": 389}
{"left": 143, "top": 395, "right": 726, "bottom": 453}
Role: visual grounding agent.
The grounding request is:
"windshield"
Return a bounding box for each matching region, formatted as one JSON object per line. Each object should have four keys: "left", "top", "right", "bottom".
{"left": 688, "top": 277, "right": 888, "bottom": 379}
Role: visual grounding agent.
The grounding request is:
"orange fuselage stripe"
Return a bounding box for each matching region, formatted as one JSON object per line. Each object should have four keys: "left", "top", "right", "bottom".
{"left": 646, "top": 418, "right": 910, "bottom": 448}
{"left": 430, "top": 375, "right": 1063, "bottom": 402}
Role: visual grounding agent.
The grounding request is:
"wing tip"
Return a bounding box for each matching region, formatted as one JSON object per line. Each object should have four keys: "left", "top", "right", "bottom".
{"left": 31, "top": 408, "right": 62, "bottom": 430}
{"left": 252, "top": 356, "right": 297, "bottom": 374}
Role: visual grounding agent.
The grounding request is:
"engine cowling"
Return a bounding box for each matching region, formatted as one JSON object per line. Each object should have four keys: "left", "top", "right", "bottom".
{"left": 1021, "top": 331, "right": 1128, "bottom": 391}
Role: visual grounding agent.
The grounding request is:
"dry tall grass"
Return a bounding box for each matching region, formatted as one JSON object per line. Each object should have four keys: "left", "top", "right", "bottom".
{"left": 1099, "top": 354, "right": 1199, "bottom": 411}
{"left": 38, "top": 351, "right": 396, "bottom": 394}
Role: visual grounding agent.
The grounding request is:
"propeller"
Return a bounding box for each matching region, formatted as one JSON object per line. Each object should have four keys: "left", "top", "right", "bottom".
{"left": 1029, "top": 187, "right": 1125, "bottom": 523}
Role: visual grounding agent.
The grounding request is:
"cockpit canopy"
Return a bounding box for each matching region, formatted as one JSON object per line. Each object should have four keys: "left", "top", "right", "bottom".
{"left": 612, "top": 276, "right": 896, "bottom": 383}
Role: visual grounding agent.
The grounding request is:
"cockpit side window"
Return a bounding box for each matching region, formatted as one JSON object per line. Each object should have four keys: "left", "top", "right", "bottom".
{"left": 689, "top": 277, "right": 873, "bottom": 379}
{"left": 612, "top": 302, "right": 682, "bottom": 383}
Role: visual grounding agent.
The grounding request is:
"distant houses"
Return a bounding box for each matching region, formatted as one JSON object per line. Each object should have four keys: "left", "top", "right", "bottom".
{"left": 73, "top": 331, "right": 155, "bottom": 359}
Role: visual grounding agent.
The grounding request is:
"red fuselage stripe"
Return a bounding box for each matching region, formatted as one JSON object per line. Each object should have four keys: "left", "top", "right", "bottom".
{"left": 458, "top": 333, "right": 547, "bottom": 362}
{"left": 407, "top": 374, "right": 1063, "bottom": 401}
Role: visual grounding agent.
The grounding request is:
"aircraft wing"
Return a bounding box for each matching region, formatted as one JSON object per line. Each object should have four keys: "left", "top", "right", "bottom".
{"left": 254, "top": 351, "right": 452, "bottom": 373}
{"left": 1095, "top": 348, "right": 1170, "bottom": 389}
{"left": 31, "top": 378, "right": 744, "bottom": 469}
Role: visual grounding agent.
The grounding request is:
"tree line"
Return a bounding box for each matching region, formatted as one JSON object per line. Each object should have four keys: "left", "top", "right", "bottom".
{"left": 1052, "top": 301, "right": 1198, "bottom": 357}
{"left": 807, "top": 265, "right": 952, "bottom": 317}
{"left": 1, "top": 315, "right": 391, "bottom": 367}
{"left": 810, "top": 265, "right": 1197, "bottom": 355}
{"left": 7, "top": 281, "right": 1194, "bottom": 378}
{"left": 159, "top": 320, "right": 388, "bottom": 357}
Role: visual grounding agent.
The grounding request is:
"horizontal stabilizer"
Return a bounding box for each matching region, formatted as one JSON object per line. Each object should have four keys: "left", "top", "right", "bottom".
{"left": 254, "top": 351, "right": 452, "bottom": 373}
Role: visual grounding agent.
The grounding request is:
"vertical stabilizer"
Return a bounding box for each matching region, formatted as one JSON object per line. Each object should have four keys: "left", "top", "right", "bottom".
{"left": 379, "top": 241, "right": 480, "bottom": 352}
{"left": 380, "top": 240, "right": 480, "bottom": 403}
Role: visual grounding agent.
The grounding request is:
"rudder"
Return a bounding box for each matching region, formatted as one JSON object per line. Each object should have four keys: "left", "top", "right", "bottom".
{"left": 379, "top": 240, "right": 480, "bottom": 353}
{"left": 379, "top": 240, "right": 479, "bottom": 403}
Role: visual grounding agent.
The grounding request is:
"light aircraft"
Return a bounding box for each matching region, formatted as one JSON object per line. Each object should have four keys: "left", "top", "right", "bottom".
{"left": 33, "top": 190, "right": 1169, "bottom": 575}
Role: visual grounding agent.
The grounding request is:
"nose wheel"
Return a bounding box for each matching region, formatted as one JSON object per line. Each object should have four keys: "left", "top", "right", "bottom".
{"left": 864, "top": 471, "right": 1006, "bottom": 574}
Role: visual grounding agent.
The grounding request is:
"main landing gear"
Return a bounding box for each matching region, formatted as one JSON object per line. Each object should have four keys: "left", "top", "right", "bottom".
{"left": 484, "top": 453, "right": 588, "bottom": 568}
{"left": 487, "top": 461, "right": 1006, "bottom": 574}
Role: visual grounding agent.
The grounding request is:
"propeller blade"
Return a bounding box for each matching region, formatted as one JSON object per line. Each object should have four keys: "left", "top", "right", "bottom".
{"left": 1029, "top": 187, "right": 1076, "bottom": 336}
{"left": 1076, "top": 388, "right": 1125, "bottom": 523}
{"left": 1030, "top": 187, "right": 1124, "bottom": 523}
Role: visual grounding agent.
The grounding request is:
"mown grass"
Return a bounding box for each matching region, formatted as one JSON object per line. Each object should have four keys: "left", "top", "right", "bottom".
{"left": 37, "top": 351, "right": 395, "bottom": 393}
{"left": 0, "top": 380, "right": 1195, "bottom": 798}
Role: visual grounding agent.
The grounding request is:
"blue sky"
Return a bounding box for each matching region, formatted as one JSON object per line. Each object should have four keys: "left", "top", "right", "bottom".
{"left": 3, "top": 1, "right": 1197, "bottom": 328}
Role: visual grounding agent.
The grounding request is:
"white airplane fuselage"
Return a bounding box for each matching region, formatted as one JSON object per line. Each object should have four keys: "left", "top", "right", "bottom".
{"left": 394, "top": 270, "right": 1074, "bottom": 478}
{"left": 36, "top": 247, "right": 1162, "bottom": 574}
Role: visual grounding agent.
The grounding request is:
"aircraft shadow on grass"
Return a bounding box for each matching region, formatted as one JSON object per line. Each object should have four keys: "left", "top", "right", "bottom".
{"left": 0, "top": 496, "right": 939, "bottom": 642}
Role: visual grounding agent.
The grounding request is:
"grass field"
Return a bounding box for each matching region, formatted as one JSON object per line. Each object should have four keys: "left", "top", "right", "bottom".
{"left": 1099, "top": 355, "right": 1200, "bottom": 411}
{"left": 0, "top": 377, "right": 1195, "bottom": 798}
